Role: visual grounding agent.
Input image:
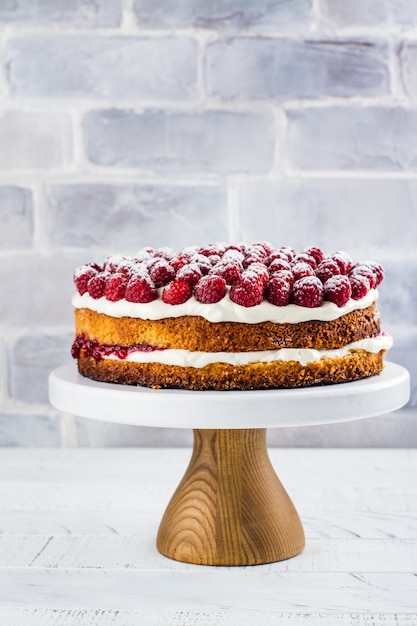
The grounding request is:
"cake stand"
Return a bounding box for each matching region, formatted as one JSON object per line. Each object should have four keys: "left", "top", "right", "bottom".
{"left": 49, "top": 362, "right": 410, "bottom": 567}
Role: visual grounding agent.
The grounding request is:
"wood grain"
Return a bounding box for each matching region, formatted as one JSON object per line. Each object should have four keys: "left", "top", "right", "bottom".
{"left": 157, "top": 428, "right": 305, "bottom": 565}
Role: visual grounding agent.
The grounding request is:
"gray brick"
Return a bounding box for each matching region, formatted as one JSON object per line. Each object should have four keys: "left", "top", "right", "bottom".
{"left": 0, "top": 186, "right": 33, "bottom": 250}
{"left": 0, "top": 0, "right": 121, "bottom": 27}
{"left": 133, "top": 0, "right": 313, "bottom": 31}
{"left": 267, "top": 409, "right": 417, "bottom": 447}
{"left": 385, "top": 325, "right": 417, "bottom": 408}
{"left": 9, "top": 332, "right": 73, "bottom": 405}
{"left": 236, "top": 178, "right": 417, "bottom": 257}
{"left": 46, "top": 183, "right": 228, "bottom": 249}
{"left": 206, "top": 38, "right": 389, "bottom": 100}
{"left": 287, "top": 107, "right": 417, "bottom": 170}
{"left": 0, "top": 112, "right": 72, "bottom": 170}
{"left": 7, "top": 37, "right": 197, "bottom": 101}
{"left": 0, "top": 414, "right": 61, "bottom": 447}
{"left": 84, "top": 109, "right": 275, "bottom": 174}
{"left": 377, "top": 258, "right": 417, "bottom": 327}
{"left": 319, "top": 0, "right": 417, "bottom": 28}
{"left": 400, "top": 43, "right": 417, "bottom": 100}
{"left": 0, "top": 252, "right": 90, "bottom": 326}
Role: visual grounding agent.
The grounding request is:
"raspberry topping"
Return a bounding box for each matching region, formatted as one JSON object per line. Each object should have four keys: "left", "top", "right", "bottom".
{"left": 194, "top": 275, "right": 227, "bottom": 304}
{"left": 125, "top": 274, "right": 157, "bottom": 303}
{"left": 292, "top": 276, "right": 324, "bottom": 308}
{"left": 75, "top": 244, "right": 384, "bottom": 311}
{"left": 229, "top": 271, "right": 264, "bottom": 307}
{"left": 265, "top": 275, "right": 292, "bottom": 306}
{"left": 104, "top": 273, "right": 127, "bottom": 302}
{"left": 349, "top": 273, "right": 371, "bottom": 300}
{"left": 162, "top": 279, "right": 192, "bottom": 305}
{"left": 323, "top": 275, "right": 352, "bottom": 307}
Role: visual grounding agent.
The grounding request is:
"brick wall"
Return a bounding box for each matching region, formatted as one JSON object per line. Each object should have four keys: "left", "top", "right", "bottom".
{"left": 1, "top": 0, "right": 416, "bottom": 447}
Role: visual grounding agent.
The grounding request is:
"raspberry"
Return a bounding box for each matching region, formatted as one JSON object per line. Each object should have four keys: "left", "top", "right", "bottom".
{"left": 198, "top": 243, "right": 226, "bottom": 257}
{"left": 329, "top": 251, "right": 352, "bottom": 274}
{"left": 265, "top": 251, "right": 289, "bottom": 266}
{"left": 134, "top": 248, "right": 154, "bottom": 263}
{"left": 253, "top": 241, "right": 274, "bottom": 255}
{"left": 350, "top": 264, "right": 377, "bottom": 289}
{"left": 292, "top": 253, "right": 317, "bottom": 269}
{"left": 324, "top": 275, "right": 352, "bottom": 307}
{"left": 169, "top": 254, "right": 193, "bottom": 272}
{"left": 271, "top": 269, "right": 294, "bottom": 285}
{"left": 316, "top": 259, "right": 341, "bottom": 283}
{"left": 291, "top": 261, "right": 315, "bottom": 281}
{"left": 190, "top": 254, "right": 212, "bottom": 275}
{"left": 225, "top": 244, "right": 245, "bottom": 255}
{"left": 366, "top": 261, "right": 384, "bottom": 286}
{"left": 268, "top": 258, "right": 291, "bottom": 274}
{"left": 349, "top": 273, "right": 370, "bottom": 300}
{"left": 279, "top": 246, "right": 296, "bottom": 261}
{"left": 149, "top": 259, "right": 175, "bottom": 287}
{"left": 176, "top": 262, "right": 203, "bottom": 287}
{"left": 246, "top": 262, "right": 269, "bottom": 286}
{"left": 210, "top": 260, "right": 242, "bottom": 285}
{"left": 265, "top": 275, "right": 292, "bottom": 306}
{"left": 87, "top": 273, "right": 106, "bottom": 299}
{"left": 104, "top": 273, "right": 127, "bottom": 302}
{"left": 229, "top": 271, "right": 264, "bottom": 307}
{"left": 303, "top": 246, "right": 325, "bottom": 264}
{"left": 162, "top": 279, "right": 192, "bottom": 305}
{"left": 292, "top": 276, "right": 324, "bottom": 308}
{"left": 207, "top": 253, "right": 222, "bottom": 266}
{"left": 104, "top": 255, "right": 128, "bottom": 273}
{"left": 194, "top": 275, "right": 227, "bottom": 303}
{"left": 154, "top": 246, "right": 175, "bottom": 261}
{"left": 74, "top": 265, "right": 97, "bottom": 295}
{"left": 116, "top": 260, "right": 137, "bottom": 279}
{"left": 242, "top": 245, "right": 268, "bottom": 267}
{"left": 125, "top": 274, "right": 157, "bottom": 303}
{"left": 223, "top": 248, "right": 244, "bottom": 264}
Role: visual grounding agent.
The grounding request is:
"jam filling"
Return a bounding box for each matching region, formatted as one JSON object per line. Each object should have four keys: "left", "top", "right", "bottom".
{"left": 71, "top": 333, "right": 164, "bottom": 362}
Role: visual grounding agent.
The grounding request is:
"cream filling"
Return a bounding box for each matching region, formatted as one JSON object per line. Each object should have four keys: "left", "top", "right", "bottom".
{"left": 72, "top": 289, "right": 378, "bottom": 325}
{"left": 103, "top": 335, "right": 392, "bottom": 368}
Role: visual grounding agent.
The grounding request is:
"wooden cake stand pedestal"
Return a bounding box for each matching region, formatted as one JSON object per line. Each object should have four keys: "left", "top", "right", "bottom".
{"left": 49, "top": 362, "right": 410, "bottom": 567}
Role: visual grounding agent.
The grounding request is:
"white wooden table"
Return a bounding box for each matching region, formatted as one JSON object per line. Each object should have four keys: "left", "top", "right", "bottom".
{"left": 1, "top": 448, "right": 416, "bottom": 625}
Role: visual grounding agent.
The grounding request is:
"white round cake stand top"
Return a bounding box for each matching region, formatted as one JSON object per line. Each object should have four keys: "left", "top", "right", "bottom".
{"left": 49, "top": 362, "right": 410, "bottom": 429}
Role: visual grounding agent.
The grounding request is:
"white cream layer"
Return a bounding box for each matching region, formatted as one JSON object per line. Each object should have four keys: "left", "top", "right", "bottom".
{"left": 72, "top": 289, "right": 378, "bottom": 324}
{"left": 103, "top": 335, "right": 392, "bottom": 368}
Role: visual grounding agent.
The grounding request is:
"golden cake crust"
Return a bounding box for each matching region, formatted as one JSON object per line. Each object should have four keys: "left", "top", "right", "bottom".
{"left": 74, "top": 303, "right": 380, "bottom": 352}
{"left": 77, "top": 350, "right": 385, "bottom": 391}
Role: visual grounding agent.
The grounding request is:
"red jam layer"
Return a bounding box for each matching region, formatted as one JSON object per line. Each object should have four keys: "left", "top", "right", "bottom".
{"left": 71, "top": 333, "right": 164, "bottom": 362}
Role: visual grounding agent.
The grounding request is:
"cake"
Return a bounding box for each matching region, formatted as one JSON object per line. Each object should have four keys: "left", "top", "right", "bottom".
{"left": 71, "top": 242, "right": 393, "bottom": 391}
